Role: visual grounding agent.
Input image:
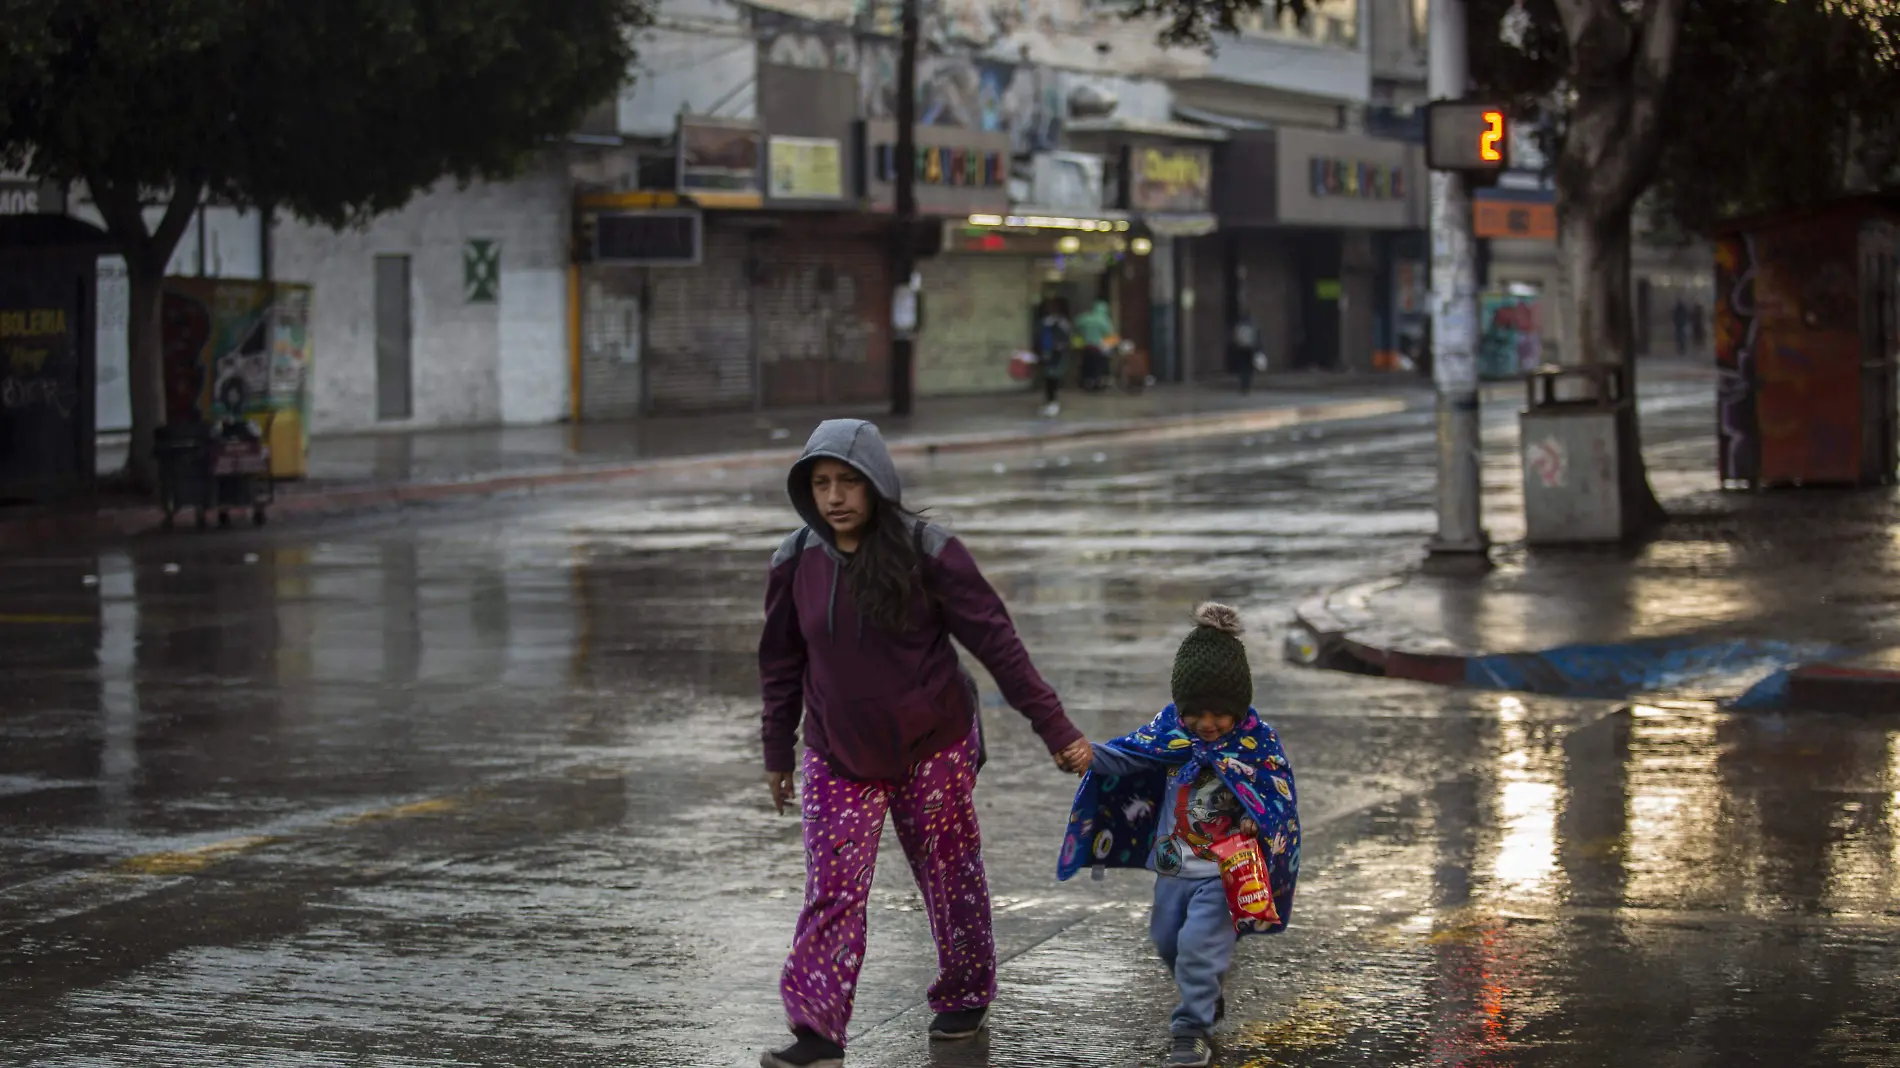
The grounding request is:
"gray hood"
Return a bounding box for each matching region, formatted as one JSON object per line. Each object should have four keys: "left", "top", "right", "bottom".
{"left": 788, "top": 419, "right": 902, "bottom": 549}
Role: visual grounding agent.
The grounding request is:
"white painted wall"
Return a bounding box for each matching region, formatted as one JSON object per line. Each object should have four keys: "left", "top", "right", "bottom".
{"left": 499, "top": 266, "right": 569, "bottom": 425}
{"left": 271, "top": 158, "right": 571, "bottom": 434}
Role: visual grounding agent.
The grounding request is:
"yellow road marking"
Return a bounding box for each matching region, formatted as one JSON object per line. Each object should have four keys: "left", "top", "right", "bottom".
{"left": 114, "top": 795, "right": 462, "bottom": 877}
{"left": 331, "top": 797, "right": 461, "bottom": 826}
{"left": 117, "top": 836, "right": 281, "bottom": 876}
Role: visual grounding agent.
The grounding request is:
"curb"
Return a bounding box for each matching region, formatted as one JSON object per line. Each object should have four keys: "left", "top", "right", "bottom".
{"left": 1287, "top": 575, "right": 1896, "bottom": 711}
{"left": 4, "top": 387, "right": 1487, "bottom": 553}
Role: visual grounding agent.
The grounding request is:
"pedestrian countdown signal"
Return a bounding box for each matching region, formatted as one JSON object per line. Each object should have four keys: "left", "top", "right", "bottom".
{"left": 1426, "top": 102, "right": 1511, "bottom": 173}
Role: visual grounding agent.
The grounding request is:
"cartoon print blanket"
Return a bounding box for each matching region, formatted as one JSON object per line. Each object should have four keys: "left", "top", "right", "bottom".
{"left": 1056, "top": 705, "right": 1300, "bottom": 935}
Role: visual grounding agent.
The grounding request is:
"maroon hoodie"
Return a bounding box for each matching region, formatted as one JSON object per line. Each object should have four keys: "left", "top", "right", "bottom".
{"left": 760, "top": 419, "right": 1081, "bottom": 780}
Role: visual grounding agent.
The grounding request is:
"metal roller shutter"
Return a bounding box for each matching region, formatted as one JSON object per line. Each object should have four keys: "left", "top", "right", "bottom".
{"left": 757, "top": 222, "right": 890, "bottom": 409}
{"left": 917, "top": 254, "right": 1033, "bottom": 396}
{"left": 645, "top": 224, "right": 755, "bottom": 414}
{"left": 579, "top": 264, "right": 645, "bottom": 420}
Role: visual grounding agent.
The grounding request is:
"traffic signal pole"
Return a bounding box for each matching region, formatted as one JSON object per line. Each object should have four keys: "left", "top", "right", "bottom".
{"left": 1426, "top": 0, "right": 1491, "bottom": 557}
{"left": 888, "top": 0, "right": 920, "bottom": 417}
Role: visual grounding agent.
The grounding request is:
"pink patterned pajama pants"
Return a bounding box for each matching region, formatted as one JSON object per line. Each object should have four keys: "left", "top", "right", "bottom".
{"left": 779, "top": 729, "right": 996, "bottom": 1047}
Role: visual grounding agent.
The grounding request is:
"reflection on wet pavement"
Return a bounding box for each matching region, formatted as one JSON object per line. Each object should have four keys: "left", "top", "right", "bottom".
{"left": 6, "top": 390, "right": 1900, "bottom": 1066}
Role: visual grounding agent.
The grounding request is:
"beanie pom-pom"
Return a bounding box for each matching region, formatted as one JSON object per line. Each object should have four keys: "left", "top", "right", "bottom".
{"left": 1193, "top": 602, "right": 1244, "bottom": 636}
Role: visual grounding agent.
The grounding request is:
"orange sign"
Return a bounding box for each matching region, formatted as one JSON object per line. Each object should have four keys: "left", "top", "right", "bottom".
{"left": 1474, "top": 199, "right": 1557, "bottom": 241}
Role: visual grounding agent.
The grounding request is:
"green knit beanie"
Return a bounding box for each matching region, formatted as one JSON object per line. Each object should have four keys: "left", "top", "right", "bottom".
{"left": 1170, "top": 602, "right": 1254, "bottom": 718}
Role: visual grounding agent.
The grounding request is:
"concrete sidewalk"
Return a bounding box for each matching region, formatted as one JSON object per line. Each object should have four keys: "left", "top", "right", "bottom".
{"left": 8, "top": 372, "right": 1486, "bottom": 551}
{"left": 1291, "top": 439, "right": 1900, "bottom": 711}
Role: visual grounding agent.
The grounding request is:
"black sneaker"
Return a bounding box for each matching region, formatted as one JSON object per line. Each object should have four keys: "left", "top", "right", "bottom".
{"left": 760, "top": 1028, "right": 844, "bottom": 1068}
{"left": 928, "top": 1006, "right": 990, "bottom": 1040}
{"left": 1167, "top": 1034, "right": 1214, "bottom": 1067}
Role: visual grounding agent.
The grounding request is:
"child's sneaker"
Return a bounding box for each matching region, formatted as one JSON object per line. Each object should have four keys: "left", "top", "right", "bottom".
{"left": 760, "top": 1029, "right": 844, "bottom": 1068}
{"left": 1167, "top": 1034, "right": 1214, "bottom": 1067}
{"left": 928, "top": 1006, "right": 990, "bottom": 1040}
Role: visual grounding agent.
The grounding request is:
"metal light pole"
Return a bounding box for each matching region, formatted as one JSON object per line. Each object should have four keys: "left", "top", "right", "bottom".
{"left": 888, "top": 0, "right": 920, "bottom": 417}
{"left": 1426, "top": 0, "right": 1490, "bottom": 556}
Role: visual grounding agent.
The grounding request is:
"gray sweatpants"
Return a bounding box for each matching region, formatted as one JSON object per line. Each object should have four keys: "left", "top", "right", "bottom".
{"left": 1150, "top": 874, "right": 1236, "bottom": 1036}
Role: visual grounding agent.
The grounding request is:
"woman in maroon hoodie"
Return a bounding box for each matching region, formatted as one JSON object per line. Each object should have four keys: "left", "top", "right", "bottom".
{"left": 759, "top": 418, "right": 1091, "bottom": 1068}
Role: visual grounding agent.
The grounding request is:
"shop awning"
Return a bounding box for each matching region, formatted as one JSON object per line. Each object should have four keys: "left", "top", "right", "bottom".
{"left": 1140, "top": 213, "right": 1220, "bottom": 237}
{"left": 1170, "top": 104, "right": 1271, "bottom": 132}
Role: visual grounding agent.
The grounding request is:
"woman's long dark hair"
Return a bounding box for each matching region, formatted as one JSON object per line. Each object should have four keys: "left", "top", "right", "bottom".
{"left": 846, "top": 492, "right": 930, "bottom": 632}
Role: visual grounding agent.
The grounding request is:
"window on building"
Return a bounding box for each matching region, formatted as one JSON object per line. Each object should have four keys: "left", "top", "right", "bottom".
{"left": 1239, "top": 0, "right": 1359, "bottom": 48}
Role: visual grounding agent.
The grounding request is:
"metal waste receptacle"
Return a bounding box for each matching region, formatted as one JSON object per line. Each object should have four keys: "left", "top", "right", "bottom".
{"left": 1520, "top": 364, "right": 1639, "bottom": 544}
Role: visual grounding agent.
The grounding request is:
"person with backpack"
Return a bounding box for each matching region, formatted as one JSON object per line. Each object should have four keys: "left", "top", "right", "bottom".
{"left": 758, "top": 418, "right": 1092, "bottom": 1068}
{"left": 1035, "top": 298, "right": 1074, "bottom": 416}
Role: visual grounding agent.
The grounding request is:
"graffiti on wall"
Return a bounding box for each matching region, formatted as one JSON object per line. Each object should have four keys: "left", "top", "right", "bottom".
{"left": 1716, "top": 222, "right": 1867, "bottom": 485}
{"left": 1478, "top": 290, "right": 1541, "bottom": 379}
{"left": 1713, "top": 234, "right": 1761, "bottom": 484}
{"left": 858, "top": 43, "right": 1060, "bottom": 153}
{"left": 754, "top": 10, "right": 861, "bottom": 71}
{"left": 760, "top": 261, "right": 877, "bottom": 367}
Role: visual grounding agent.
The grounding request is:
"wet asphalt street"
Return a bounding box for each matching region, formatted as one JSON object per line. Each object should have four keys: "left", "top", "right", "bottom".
{"left": 7, "top": 382, "right": 1900, "bottom": 1067}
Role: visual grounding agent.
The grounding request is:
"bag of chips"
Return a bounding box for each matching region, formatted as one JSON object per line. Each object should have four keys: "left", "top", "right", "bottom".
{"left": 1211, "top": 833, "right": 1279, "bottom": 933}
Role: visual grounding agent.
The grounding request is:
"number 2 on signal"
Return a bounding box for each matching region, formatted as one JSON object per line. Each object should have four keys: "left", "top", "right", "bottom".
{"left": 1480, "top": 110, "right": 1505, "bottom": 163}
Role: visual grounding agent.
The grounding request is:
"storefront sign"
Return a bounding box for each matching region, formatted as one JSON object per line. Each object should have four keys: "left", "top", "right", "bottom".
{"left": 678, "top": 119, "right": 763, "bottom": 205}
{"left": 587, "top": 210, "right": 703, "bottom": 267}
{"left": 1309, "top": 158, "right": 1406, "bottom": 200}
{"left": 1275, "top": 128, "right": 1422, "bottom": 230}
{"left": 1126, "top": 146, "right": 1212, "bottom": 213}
{"left": 768, "top": 136, "right": 844, "bottom": 201}
{"left": 873, "top": 144, "right": 1007, "bottom": 189}
{"left": 1474, "top": 196, "right": 1557, "bottom": 241}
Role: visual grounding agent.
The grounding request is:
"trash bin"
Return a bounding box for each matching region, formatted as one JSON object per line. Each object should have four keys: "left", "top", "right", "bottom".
{"left": 1520, "top": 364, "right": 1639, "bottom": 544}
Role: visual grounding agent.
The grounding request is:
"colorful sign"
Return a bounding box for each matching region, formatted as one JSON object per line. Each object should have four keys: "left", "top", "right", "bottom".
{"left": 161, "top": 279, "right": 314, "bottom": 478}
{"left": 1309, "top": 158, "right": 1406, "bottom": 200}
{"left": 1127, "top": 146, "right": 1212, "bottom": 213}
{"left": 768, "top": 137, "right": 845, "bottom": 200}
{"left": 873, "top": 143, "right": 1006, "bottom": 188}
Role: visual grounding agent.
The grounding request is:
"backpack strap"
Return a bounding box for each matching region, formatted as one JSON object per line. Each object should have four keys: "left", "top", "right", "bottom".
{"left": 788, "top": 527, "right": 811, "bottom": 579}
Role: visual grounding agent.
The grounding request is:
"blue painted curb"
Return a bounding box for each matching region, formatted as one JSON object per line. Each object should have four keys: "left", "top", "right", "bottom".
{"left": 1461, "top": 636, "right": 1844, "bottom": 702}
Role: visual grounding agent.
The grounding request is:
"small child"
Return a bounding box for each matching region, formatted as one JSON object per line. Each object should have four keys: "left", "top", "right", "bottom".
{"left": 1057, "top": 603, "right": 1300, "bottom": 1068}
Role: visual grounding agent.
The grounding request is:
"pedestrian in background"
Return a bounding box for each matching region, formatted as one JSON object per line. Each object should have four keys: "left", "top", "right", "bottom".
{"left": 1673, "top": 299, "right": 1691, "bottom": 356}
{"left": 1054, "top": 604, "right": 1300, "bottom": 1068}
{"left": 1036, "top": 298, "right": 1073, "bottom": 417}
{"left": 1229, "top": 313, "right": 1261, "bottom": 395}
{"left": 1075, "top": 299, "right": 1116, "bottom": 391}
{"left": 759, "top": 419, "right": 1093, "bottom": 1068}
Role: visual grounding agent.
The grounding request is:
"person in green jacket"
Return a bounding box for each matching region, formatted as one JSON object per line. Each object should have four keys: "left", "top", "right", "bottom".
{"left": 1074, "top": 300, "right": 1115, "bottom": 392}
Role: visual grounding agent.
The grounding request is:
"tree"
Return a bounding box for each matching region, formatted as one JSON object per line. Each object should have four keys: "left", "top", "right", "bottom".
{"left": 1464, "top": 0, "right": 1900, "bottom": 520}
{"left": 0, "top": 0, "right": 648, "bottom": 489}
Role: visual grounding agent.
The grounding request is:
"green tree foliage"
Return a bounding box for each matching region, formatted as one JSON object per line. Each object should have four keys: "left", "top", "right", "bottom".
{"left": 0, "top": 0, "right": 648, "bottom": 487}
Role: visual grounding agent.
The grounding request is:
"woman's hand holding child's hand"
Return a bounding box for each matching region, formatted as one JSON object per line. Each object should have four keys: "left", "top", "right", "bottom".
{"left": 1055, "top": 737, "right": 1093, "bottom": 776}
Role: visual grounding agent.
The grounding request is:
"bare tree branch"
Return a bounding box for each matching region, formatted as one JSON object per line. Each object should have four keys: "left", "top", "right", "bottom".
{"left": 85, "top": 173, "right": 151, "bottom": 262}
{"left": 1637, "top": 0, "right": 1687, "bottom": 97}
{"left": 149, "top": 178, "right": 204, "bottom": 269}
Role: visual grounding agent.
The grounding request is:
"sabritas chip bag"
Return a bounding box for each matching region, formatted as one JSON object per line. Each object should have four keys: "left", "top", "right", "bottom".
{"left": 1211, "top": 834, "right": 1279, "bottom": 933}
